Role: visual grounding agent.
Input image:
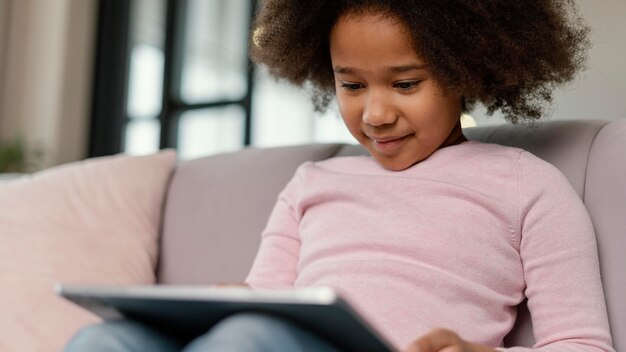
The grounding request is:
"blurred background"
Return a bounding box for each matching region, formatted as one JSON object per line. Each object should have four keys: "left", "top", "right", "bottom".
{"left": 0, "top": 0, "right": 624, "bottom": 171}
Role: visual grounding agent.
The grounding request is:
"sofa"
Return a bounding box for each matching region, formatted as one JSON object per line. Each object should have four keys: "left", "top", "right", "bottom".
{"left": 158, "top": 119, "right": 624, "bottom": 350}
{"left": 1, "top": 119, "right": 623, "bottom": 350}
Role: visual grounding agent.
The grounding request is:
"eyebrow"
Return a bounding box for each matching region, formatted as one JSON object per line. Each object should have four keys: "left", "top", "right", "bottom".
{"left": 333, "top": 64, "right": 427, "bottom": 74}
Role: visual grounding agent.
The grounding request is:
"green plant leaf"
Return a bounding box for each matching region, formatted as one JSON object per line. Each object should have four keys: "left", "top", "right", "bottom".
{"left": 0, "top": 137, "right": 30, "bottom": 173}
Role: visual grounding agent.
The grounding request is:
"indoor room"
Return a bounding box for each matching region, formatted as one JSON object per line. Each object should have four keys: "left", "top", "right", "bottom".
{"left": 0, "top": 1, "right": 624, "bottom": 351}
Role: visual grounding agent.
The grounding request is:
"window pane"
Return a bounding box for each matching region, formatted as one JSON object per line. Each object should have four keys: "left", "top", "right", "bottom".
{"left": 124, "top": 119, "right": 160, "bottom": 155}
{"left": 251, "top": 68, "right": 314, "bottom": 147}
{"left": 127, "top": 44, "right": 164, "bottom": 118}
{"left": 125, "top": 0, "right": 165, "bottom": 155}
{"left": 180, "top": 0, "right": 250, "bottom": 103}
{"left": 313, "top": 110, "right": 358, "bottom": 144}
{"left": 178, "top": 106, "right": 245, "bottom": 160}
{"left": 252, "top": 67, "right": 357, "bottom": 147}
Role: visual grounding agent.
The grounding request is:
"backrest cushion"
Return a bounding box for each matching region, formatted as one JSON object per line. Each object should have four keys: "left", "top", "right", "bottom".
{"left": 0, "top": 151, "right": 176, "bottom": 351}
{"left": 158, "top": 144, "right": 344, "bottom": 284}
{"left": 583, "top": 120, "right": 626, "bottom": 351}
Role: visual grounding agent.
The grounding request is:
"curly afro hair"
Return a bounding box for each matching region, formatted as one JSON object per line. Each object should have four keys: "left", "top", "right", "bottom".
{"left": 250, "top": 0, "right": 590, "bottom": 123}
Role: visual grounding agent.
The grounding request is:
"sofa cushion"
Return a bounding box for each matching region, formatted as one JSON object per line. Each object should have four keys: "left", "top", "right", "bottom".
{"left": 158, "top": 144, "right": 344, "bottom": 285}
{"left": 584, "top": 119, "right": 626, "bottom": 348}
{"left": 0, "top": 151, "right": 176, "bottom": 351}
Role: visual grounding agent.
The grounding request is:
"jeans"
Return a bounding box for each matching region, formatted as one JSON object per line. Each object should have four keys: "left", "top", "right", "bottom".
{"left": 65, "top": 312, "right": 343, "bottom": 352}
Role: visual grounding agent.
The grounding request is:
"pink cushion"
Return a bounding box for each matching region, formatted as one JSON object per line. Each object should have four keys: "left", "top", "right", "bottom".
{"left": 0, "top": 151, "right": 176, "bottom": 351}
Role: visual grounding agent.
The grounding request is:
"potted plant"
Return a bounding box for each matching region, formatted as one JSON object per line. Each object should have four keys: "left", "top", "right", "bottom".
{"left": 0, "top": 137, "right": 42, "bottom": 176}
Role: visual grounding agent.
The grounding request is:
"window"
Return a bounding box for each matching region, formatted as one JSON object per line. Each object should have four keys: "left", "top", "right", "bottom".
{"left": 90, "top": 0, "right": 356, "bottom": 160}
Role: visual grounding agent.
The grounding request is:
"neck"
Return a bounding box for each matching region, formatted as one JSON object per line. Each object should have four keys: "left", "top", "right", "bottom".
{"left": 440, "top": 120, "right": 467, "bottom": 149}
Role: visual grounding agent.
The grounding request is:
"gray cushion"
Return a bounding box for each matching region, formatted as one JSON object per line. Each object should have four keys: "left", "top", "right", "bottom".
{"left": 584, "top": 120, "right": 626, "bottom": 347}
{"left": 158, "top": 144, "right": 344, "bottom": 285}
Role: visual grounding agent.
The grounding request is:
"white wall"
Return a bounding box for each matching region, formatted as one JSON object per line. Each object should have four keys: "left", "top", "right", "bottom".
{"left": 0, "top": 0, "right": 97, "bottom": 168}
{"left": 558, "top": 0, "right": 626, "bottom": 121}
{"left": 472, "top": 0, "right": 626, "bottom": 126}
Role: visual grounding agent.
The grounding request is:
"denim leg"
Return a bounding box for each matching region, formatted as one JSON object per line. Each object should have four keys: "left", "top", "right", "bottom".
{"left": 65, "top": 319, "right": 186, "bottom": 352}
{"left": 183, "top": 313, "right": 343, "bottom": 352}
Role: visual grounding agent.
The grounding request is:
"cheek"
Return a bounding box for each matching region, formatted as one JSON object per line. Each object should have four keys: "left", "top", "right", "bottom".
{"left": 440, "top": 98, "right": 463, "bottom": 126}
{"left": 418, "top": 93, "right": 462, "bottom": 126}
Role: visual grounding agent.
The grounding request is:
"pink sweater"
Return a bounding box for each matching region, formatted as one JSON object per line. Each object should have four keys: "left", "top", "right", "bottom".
{"left": 245, "top": 141, "right": 613, "bottom": 351}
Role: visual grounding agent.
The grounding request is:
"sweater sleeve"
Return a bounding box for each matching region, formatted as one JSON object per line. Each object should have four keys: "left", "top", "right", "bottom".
{"left": 243, "top": 164, "right": 305, "bottom": 290}
{"left": 500, "top": 152, "right": 614, "bottom": 352}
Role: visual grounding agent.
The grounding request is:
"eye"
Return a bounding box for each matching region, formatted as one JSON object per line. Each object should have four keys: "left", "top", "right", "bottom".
{"left": 340, "top": 82, "right": 364, "bottom": 91}
{"left": 394, "top": 81, "right": 420, "bottom": 91}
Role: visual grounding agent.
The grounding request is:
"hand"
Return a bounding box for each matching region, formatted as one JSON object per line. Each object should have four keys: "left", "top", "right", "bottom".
{"left": 404, "top": 328, "right": 497, "bottom": 352}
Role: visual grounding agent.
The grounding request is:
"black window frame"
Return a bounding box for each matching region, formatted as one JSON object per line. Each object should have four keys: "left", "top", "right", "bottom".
{"left": 89, "top": 0, "right": 257, "bottom": 157}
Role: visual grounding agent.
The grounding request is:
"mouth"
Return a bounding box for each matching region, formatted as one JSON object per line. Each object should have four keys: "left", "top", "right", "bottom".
{"left": 368, "top": 134, "right": 413, "bottom": 154}
{"left": 372, "top": 136, "right": 407, "bottom": 143}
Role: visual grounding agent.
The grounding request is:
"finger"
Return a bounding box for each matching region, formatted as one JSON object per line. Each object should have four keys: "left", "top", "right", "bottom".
{"left": 413, "top": 328, "right": 463, "bottom": 352}
{"left": 404, "top": 342, "right": 420, "bottom": 352}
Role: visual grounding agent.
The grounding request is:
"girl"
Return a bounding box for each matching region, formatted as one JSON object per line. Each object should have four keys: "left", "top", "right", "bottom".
{"left": 67, "top": 1, "right": 614, "bottom": 351}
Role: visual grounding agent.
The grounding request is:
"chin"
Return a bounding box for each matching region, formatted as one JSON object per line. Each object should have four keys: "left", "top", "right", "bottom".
{"left": 375, "top": 157, "right": 416, "bottom": 171}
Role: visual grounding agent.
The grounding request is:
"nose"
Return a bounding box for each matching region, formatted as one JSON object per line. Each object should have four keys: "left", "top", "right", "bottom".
{"left": 362, "top": 89, "right": 397, "bottom": 126}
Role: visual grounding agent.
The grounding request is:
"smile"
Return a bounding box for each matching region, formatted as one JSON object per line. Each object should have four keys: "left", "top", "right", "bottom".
{"left": 369, "top": 134, "right": 412, "bottom": 154}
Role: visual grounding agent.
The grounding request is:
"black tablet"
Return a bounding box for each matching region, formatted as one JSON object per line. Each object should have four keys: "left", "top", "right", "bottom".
{"left": 57, "top": 284, "right": 397, "bottom": 352}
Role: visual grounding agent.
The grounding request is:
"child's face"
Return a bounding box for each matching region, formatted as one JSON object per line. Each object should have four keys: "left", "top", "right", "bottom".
{"left": 330, "top": 12, "right": 465, "bottom": 171}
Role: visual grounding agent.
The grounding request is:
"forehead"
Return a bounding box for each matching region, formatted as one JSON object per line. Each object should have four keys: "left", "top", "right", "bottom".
{"left": 329, "top": 12, "right": 424, "bottom": 70}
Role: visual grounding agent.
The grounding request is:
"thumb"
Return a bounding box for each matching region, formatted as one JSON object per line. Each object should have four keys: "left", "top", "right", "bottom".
{"left": 406, "top": 328, "right": 463, "bottom": 352}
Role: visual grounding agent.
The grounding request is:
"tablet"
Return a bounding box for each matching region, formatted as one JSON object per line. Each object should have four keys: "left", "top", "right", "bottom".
{"left": 57, "top": 284, "right": 397, "bottom": 352}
